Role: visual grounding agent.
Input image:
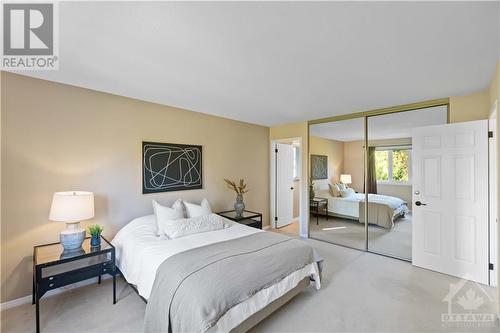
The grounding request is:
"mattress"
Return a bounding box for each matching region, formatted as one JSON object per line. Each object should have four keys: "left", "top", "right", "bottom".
{"left": 112, "top": 214, "right": 320, "bottom": 332}
{"left": 324, "top": 193, "right": 362, "bottom": 218}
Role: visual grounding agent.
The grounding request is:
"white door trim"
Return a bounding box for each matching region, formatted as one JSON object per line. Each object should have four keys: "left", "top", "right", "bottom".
{"left": 270, "top": 138, "right": 303, "bottom": 233}
{"left": 489, "top": 104, "right": 498, "bottom": 286}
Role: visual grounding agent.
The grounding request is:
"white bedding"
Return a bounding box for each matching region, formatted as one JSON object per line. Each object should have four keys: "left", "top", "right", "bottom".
{"left": 112, "top": 215, "right": 319, "bottom": 332}
{"left": 316, "top": 190, "right": 408, "bottom": 220}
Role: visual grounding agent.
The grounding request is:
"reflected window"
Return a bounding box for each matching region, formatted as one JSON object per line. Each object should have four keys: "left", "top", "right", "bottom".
{"left": 375, "top": 148, "right": 411, "bottom": 184}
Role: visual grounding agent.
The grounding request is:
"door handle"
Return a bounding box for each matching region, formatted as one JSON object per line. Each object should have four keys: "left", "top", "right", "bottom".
{"left": 290, "top": 187, "right": 294, "bottom": 190}
{"left": 415, "top": 201, "right": 427, "bottom": 206}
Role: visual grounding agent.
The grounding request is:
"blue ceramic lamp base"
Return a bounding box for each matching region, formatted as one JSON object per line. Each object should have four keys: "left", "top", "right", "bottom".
{"left": 60, "top": 222, "right": 85, "bottom": 250}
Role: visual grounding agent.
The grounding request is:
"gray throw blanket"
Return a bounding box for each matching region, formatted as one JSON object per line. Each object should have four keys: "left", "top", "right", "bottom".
{"left": 144, "top": 232, "right": 315, "bottom": 333}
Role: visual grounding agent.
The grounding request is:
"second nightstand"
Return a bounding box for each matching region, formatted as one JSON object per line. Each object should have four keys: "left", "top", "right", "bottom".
{"left": 217, "top": 210, "right": 263, "bottom": 229}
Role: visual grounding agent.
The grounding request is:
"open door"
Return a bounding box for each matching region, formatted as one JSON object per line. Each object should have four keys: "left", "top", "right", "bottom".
{"left": 412, "top": 120, "right": 489, "bottom": 284}
{"left": 275, "top": 143, "right": 294, "bottom": 228}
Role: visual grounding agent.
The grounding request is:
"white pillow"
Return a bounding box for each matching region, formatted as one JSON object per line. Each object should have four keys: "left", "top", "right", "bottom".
{"left": 152, "top": 199, "right": 184, "bottom": 236}
{"left": 340, "top": 188, "right": 356, "bottom": 198}
{"left": 161, "top": 213, "right": 225, "bottom": 239}
{"left": 183, "top": 198, "right": 212, "bottom": 218}
{"left": 329, "top": 184, "right": 341, "bottom": 197}
{"left": 337, "top": 183, "right": 347, "bottom": 191}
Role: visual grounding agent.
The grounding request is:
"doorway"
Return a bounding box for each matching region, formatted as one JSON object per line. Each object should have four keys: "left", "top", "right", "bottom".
{"left": 271, "top": 138, "right": 302, "bottom": 236}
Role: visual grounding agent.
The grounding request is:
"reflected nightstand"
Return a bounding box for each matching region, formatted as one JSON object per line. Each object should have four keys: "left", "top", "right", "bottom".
{"left": 310, "top": 197, "right": 328, "bottom": 225}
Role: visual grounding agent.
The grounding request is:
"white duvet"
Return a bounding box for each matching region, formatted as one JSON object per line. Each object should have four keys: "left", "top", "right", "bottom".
{"left": 112, "top": 215, "right": 320, "bottom": 332}
{"left": 316, "top": 190, "right": 407, "bottom": 219}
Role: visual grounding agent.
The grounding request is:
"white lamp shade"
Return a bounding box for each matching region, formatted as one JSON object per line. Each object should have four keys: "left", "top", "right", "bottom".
{"left": 340, "top": 174, "right": 352, "bottom": 184}
{"left": 49, "top": 191, "right": 95, "bottom": 222}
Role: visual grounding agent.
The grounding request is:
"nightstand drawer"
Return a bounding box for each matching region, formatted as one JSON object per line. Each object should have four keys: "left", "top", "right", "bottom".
{"left": 42, "top": 254, "right": 110, "bottom": 278}
{"left": 247, "top": 221, "right": 262, "bottom": 229}
{"left": 40, "top": 261, "right": 113, "bottom": 291}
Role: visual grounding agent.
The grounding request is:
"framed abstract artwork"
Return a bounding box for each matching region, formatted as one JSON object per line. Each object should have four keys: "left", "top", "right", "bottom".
{"left": 142, "top": 141, "right": 203, "bottom": 193}
{"left": 311, "top": 154, "right": 328, "bottom": 180}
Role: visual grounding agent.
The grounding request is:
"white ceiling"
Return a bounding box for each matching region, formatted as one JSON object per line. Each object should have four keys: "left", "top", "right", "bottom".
{"left": 13, "top": 2, "right": 500, "bottom": 126}
{"left": 310, "top": 105, "right": 448, "bottom": 142}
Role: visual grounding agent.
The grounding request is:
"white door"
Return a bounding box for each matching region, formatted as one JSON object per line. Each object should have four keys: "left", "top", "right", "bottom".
{"left": 412, "top": 120, "right": 489, "bottom": 284}
{"left": 276, "top": 143, "right": 294, "bottom": 228}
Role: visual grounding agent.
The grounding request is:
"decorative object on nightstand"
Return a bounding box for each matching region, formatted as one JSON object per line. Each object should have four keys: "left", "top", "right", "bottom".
{"left": 340, "top": 174, "right": 352, "bottom": 187}
{"left": 49, "top": 191, "right": 94, "bottom": 250}
{"left": 309, "top": 180, "right": 315, "bottom": 199}
{"left": 224, "top": 178, "right": 249, "bottom": 219}
{"left": 33, "top": 236, "right": 116, "bottom": 333}
{"left": 217, "top": 210, "right": 262, "bottom": 229}
{"left": 88, "top": 224, "right": 104, "bottom": 247}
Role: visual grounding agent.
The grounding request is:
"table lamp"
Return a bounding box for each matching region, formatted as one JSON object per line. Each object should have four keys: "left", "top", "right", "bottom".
{"left": 49, "top": 191, "right": 94, "bottom": 250}
{"left": 340, "top": 174, "right": 352, "bottom": 187}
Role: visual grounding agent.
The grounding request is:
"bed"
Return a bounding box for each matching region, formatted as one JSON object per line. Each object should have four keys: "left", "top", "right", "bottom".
{"left": 111, "top": 214, "right": 321, "bottom": 333}
{"left": 315, "top": 189, "right": 409, "bottom": 229}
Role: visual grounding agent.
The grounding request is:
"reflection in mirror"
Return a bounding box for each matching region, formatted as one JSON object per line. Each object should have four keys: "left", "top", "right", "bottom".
{"left": 366, "top": 106, "right": 447, "bottom": 260}
{"left": 308, "top": 118, "right": 365, "bottom": 250}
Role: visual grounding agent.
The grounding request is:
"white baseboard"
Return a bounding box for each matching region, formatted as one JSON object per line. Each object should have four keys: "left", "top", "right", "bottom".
{"left": 0, "top": 275, "right": 111, "bottom": 311}
{"left": 263, "top": 225, "right": 271, "bottom": 231}
{"left": 0, "top": 295, "right": 32, "bottom": 311}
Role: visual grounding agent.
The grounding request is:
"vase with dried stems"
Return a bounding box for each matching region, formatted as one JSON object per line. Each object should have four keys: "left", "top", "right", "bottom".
{"left": 224, "top": 178, "right": 249, "bottom": 219}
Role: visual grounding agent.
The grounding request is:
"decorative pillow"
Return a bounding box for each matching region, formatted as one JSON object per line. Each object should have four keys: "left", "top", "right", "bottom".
{"left": 337, "top": 183, "right": 347, "bottom": 191}
{"left": 152, "top": 199, "right": 184, "bottom": 236}
{"left": 183, "top": 198, "right": 212, "bottom": 218}
{"left": 161, "top": 213, "right": 225, "bottom": 239}
{"left": 329, "top": 183, "right": 341, "bottom": 197}
{"left": 340, "top": 188, "right": 356, "bottom": 198}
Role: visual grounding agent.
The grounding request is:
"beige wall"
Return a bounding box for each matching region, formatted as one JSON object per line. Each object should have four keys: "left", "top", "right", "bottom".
{"left": 309, "top": 136, "right": 344, "bottom": 190}
{"left": 449, "top": 91, "right": 490, "bottom": 123}
{"left": 1, "top": 72, "right": 270, "bottom": 303}
{"left": 343, "top": 140, "right": 364, "bottom": 193}
{"left": 490, "top": 61, "right": 500, "bottom": 111}
{"left": 376, "top": 184, "right": 412, "bottom": 206}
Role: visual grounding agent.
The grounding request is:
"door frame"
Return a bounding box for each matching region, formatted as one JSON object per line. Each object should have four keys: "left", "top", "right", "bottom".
{"left": 489, "top": 104, "right": 498, "bottom": 286}
{"left": 270, "top": 137, "right": 303, "bottom": 233}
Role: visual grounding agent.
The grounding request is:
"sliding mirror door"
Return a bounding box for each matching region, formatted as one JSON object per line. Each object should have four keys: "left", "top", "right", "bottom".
{"left": 366, "top": 106, "right": 448, "bottom": 260}
{"left": 309, "top": 118, "right": 365, "bottom": 250}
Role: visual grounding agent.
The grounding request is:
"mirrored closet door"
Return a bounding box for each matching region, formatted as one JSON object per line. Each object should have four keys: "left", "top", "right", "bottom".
{"left": 308, "top": 102, "right": 449, "bottom": 262}
{"left": 308, "top": 118, "right": 365, "bottom": 250}
{"left": 366, "top": 106, "right": 448, "bottom": 260}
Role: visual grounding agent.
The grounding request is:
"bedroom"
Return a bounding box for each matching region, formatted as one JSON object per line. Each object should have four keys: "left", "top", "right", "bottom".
{"left": 1, "top": 1, "right": 500, "bottom": 333}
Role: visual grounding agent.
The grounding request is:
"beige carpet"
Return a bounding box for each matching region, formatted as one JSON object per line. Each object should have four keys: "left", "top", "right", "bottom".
{"left": 309, "top": 213, "right": 412, "bottom": 260}
{"left": 276, "top": 221, "right": 300, "bottom": 237}
{"left": 2, "top": 237, "right": 498, "bottom": 333}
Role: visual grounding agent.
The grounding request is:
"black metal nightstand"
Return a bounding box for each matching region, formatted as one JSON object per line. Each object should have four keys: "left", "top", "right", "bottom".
{"left": 217, "top": 210, "right": 263, "bottom": 229}
{"left": 32, "top": 236, "right": 116, "bottom": 333}
{"left": 310, "top": 197, "right": 328, "bottom": 225}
